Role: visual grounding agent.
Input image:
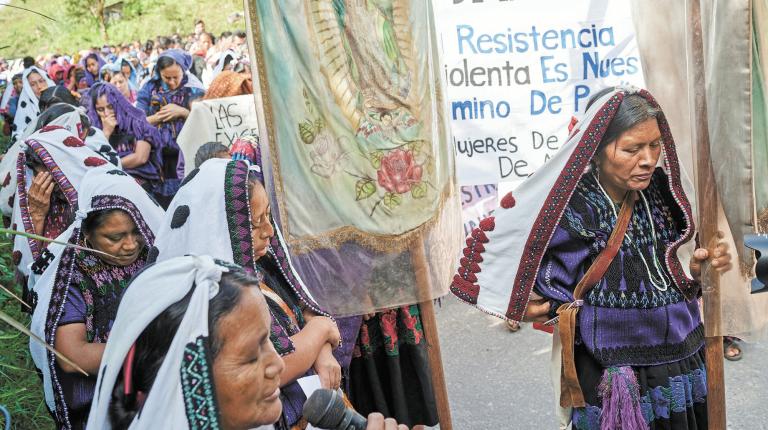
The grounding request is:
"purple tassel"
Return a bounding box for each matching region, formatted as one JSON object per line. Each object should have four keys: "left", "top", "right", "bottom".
{"left": 598, "top": 366, "right": 649, "bottom": 430}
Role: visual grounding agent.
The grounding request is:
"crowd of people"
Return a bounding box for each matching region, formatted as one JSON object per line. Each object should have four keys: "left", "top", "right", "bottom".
{"left": 0, "top": 18, "right": 425, "bottom": 430}
{"left": 0, "top": 15, "right": 742, "bottom": 430}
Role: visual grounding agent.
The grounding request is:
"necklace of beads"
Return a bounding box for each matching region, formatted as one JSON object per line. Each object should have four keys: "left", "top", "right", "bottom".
{"left": 593, "top": 171, "right": 671, "bottom": 291}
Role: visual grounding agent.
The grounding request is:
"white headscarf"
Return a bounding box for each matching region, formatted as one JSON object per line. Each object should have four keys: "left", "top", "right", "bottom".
{"left": 152, "top": 158, "right": 324, "bottom": 320}
{"left": 29, "top": 166, "right": 165, "bottom": 427}
{"left": 211, "top": 50, "right": 238, "bottom": 80}
{"left": 86, "top": 255, "right": 229, "bottom": 429}
{"left": 11, "top": 67, "right": 54, "bottom": 143}
{"left": 10, "top": 127, "right": 121, "bottom": 279}
{"left": 0, "top": 78, "right": 16, "bottom": 110}
{"left": 450, "top": 87, "right": 698, "bottom": 321}
{"left": 0, "top": 106, "right": 121, "bottom": 218}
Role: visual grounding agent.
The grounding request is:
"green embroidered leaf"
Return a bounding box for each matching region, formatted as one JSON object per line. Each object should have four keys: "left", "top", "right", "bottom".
{"left": 299, "top": 120, "right": 316, "bottom": 144}
{"left": 314, "top": 117, "right": 325, "bottom": 132}
{"left": 383, "top": 192, "right": 402, "bottom": 209}
{"left": 355, "top": 179, "right": 376, "bottom": 201}
{"left": 370, "top": 151, "right": 384, "bottom": 169}
{"left": 411, "top": 182, "right": 427, "bottom": 199}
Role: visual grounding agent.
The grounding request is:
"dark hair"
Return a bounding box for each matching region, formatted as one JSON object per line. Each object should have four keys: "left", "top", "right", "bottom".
{"left": 156, "top": 37, "right": 172, "bottom": 51}
{"left": 234, "top": 30, "right": 246, "bottom": 39}
{"left": 27, "top": 70, "right": 42, "bottom": 81}
{"left": 156, "top": 55, "right": 178, "bottom": 73}
{"left": 24, "top": 145, "right": 45, "bottom": 172}
{"left": 82, "top": 208, "right": 127, "bottom": 237}
{"left": 219, "top": 31, "right": 232, "bottom": 40}
{"left": 12, "top": 73, "right": 22, "bottom": 83}
{"left": 585, "top": 87, "right": 661, "bottom": 152}
{"left": 202, "top": 32, "right": 216, "bottom": 44}
{"left": 195, "top": 19, "right": 205, "bottom": 26}
{"left": 35, "top": 102, "right": 90, "bottom": 132}
{"left": 194, "top": 142, "right": 229, "bottom": 168}
{"left": 38, "top": 86, "right": 78, "bottom": 111}
{"left": 23, "top": 56, "right": 35, "bottom": 69}
{"left": 108, "top": 268, "right": 257, "bottom": 429}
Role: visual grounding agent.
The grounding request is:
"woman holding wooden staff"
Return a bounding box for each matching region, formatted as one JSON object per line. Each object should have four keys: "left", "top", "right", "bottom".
{"left": 451, "top": 87, "right": 732, "bottom": 430}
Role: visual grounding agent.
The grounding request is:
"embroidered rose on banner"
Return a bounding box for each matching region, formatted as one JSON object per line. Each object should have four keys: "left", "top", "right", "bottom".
{"left": 377, "top": 149, "right": 423, "bottom": 194}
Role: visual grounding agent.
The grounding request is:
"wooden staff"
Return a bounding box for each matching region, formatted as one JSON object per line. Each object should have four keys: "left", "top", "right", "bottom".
{"left": 410, "top": 237, "right": 453, "bottom": 430}
{"left": 688, "top": 0, "right": 726, "bottom": 427}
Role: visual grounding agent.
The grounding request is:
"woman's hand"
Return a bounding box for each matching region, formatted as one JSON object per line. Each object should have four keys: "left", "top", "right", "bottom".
{"left": 306, "top": 316, "right": 341, "bottom": 349}
{"left": 521, "top": 299, "right": 551, "bottom": 323}
{"left": 366, "top": 413, "right": 408, "bottom": 430}
{"left": 313, "top": 344, "right": 341, "bottom": 390}
{"left": 28, "top": 172, "right": 54, "bottom": 234}
{"left": 690, "top": 233, "right": 733, "bottom": 282}
{"left": 158, "top": 103, "right": 189, "bottom": 121}
{"left": 101, "top": 112, "right": 117, "bottom": 138}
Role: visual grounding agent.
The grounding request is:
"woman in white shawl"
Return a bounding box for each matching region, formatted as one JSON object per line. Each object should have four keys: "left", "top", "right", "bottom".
{"left": 86, "top": 255, "right": 287, "bottom": 430}
{"left": 450, "top": 87, "right": 731, "bottom": 430}
{"left": 0, "top": 102, "right": 121, "bottom": 220}
{"left": 11, "top": 66, "right": 53, "bottom": 143}
{"left": 29, "top": 166, "right": 164, "bottom": 430}
{"left": 151, "top": 158, "right": 342, "bottom": 428}
{"left": 9, "top": 125, "right": 120, "bottom": 298}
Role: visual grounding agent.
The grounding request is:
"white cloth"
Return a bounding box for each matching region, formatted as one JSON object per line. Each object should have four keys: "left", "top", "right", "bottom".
{"left": 154, "top": 158, "right": 322, "bottom": 312}
{"left": 11, "top": 67, "right": 54, "bottom": 143}
{"left": 0, "top": 82, "right": 15, "bottom": 110}
{"left": 450, "top": 87, "right": 698, "bottom": 321}
{"left": 86, "top": 255, "right": 227, "bottom": 429}
{"left": 29, "top": 166, "right": 164, "bottom": 425}
{"left": 10, "top": 127, "right": 120, "bottom": 278}
{"left": 0, "top": 107, "right": 121, "bottom": 218}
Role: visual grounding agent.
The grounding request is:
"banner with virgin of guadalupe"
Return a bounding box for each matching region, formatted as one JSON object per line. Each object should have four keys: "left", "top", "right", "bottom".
{"left": 247, "top": 0, "right": 461, "bottom": 315}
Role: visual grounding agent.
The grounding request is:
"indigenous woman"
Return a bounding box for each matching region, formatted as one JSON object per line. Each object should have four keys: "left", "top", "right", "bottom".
{"left": 0, "top": 103, "right": 120, "bottom": 221}
{"left": 29, "top": 167, "right": 164, "bottom": 430}
{"left": 152, "top": 158, "right": 342, "bottom": 429}
{"left": 10, "top": 125, "right": 120, "bottom": 288}
{"left": 79, "top": 53, "right": 105, "bottom": 88}
{"left": 450, "top": 87, "right": 732, "bottom": 430}
{"left": 86, "top": 83, "right": 162, "bottom": 198}
{"left": 136, "top": 49, "right": 205, "bottom": 207}
{"left": 11, "top": 66, "right": 53, "bottom": 143}
{"left": 104, "top": 68, "right": 137, "bottom": 104}
{"left": 118, "top": 57, "right": 140, "bottom": 91}
{"left": 86, "top": 256, "right": 287, "bottom": 430}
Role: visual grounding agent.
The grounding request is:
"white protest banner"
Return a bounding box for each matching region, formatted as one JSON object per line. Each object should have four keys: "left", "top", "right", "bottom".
{"left": 177, "top": 94, "right": 259, "bottom": 176}
{"left": 435, "top": 0, "right": 646, "bottom": 186}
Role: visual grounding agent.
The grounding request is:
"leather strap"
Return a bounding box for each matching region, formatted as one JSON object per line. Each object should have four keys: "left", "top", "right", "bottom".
{"left": 557, "top": 190, "right": 636, "bottom": 408}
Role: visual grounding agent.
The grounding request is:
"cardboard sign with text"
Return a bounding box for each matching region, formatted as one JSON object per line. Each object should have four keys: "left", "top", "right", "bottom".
{"left": 178, "top": 94, "right": 259, "bottom": 176}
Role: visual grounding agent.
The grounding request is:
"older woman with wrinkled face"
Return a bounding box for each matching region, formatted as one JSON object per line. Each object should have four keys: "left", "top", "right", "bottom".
{"left": 513, "top": 88, "right": 733, "bottom": 429}
{"left": 28, "top": 168, "right": 164, "bottom": 430}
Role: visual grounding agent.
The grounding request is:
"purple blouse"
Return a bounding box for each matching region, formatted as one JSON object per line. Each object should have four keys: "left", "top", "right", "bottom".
{"left": 534, "top": 170, "right": 703, "bottom": 368}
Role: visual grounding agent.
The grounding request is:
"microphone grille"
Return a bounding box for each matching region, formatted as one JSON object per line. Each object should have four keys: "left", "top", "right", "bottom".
{"left": 302, "top": 388, "right": 346, "bottom": 428}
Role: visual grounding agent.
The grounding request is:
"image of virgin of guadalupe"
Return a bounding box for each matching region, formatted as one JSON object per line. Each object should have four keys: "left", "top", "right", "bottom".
{"left": 307, "top": 0, "right": 420, "bottom": 142}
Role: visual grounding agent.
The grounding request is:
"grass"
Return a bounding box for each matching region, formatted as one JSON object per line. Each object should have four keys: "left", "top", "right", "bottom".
{"left": 0, "top": 115, "right": 53, "bottom": 429}
{"left": 0, "top": 236, "right": 54, "bottom": 429}
{"left": 0, "top": 0, "right": 246, "bottom": 58}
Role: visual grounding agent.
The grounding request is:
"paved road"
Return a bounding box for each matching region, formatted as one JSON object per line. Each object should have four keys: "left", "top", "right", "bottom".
{"left": 432, "top": 298, "right": 768, "bottom": 430}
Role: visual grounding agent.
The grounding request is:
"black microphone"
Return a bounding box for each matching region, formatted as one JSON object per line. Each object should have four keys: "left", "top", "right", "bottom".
{"left": 302, "top": 388, "right": 367, "bottom": 430}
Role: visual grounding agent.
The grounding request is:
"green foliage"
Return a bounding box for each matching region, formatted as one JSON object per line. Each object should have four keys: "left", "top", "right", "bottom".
{"left": 65, "top": 0, "right": 100, "bottom": 23}
{"left": 0, "top": 0, "right": 244, "bottom": 58}
{"left": 0, "top": 234, "right": 54, "bottom": 429}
